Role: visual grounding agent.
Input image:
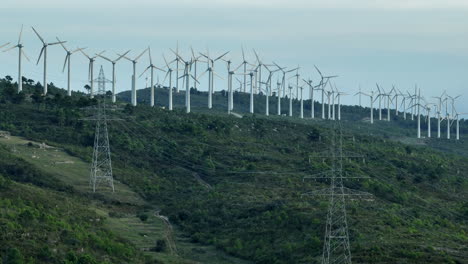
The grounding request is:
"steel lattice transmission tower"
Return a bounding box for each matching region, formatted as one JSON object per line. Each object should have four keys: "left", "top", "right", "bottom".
{"left": 89, "top": 66, "right": 115, "bottom": 192}
{"left": 303, "top": 122, "right": 372, "bottom": 264}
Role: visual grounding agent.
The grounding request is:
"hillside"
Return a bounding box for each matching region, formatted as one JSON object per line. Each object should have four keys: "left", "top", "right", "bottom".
{"left": 0, "top": 77, "right": 467, "bottom": 263}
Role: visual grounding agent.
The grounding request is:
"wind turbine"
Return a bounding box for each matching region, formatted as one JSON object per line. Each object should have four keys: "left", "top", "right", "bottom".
{"left": 236, "top": 46, "right": 253, "bottom": 93}
{"left": 426, "top": 103, "right": 437, "bottom": 138}
{"left": 432, "top": 92, "right": 447, "bottom": 138}
{"left": 334, "top": 84, "right": 347, "bottom": 121}
{"left": 263, "top": 65, "right": 280, "bottom": 116}
{"left": 140, "top": 47, "right": 165, "bottom": 107}
{"left": 98, "top": 50, "right": 130, "bottom": 103}
{"left": 3, "top": 25, "right": 31, "bottom": 94}
{"left": 409, "top": 88, "right": 424, "bottom": 138}
{"left": 190, "top": 47, "right": 205, "bottom": 91}
{"left": 375, "top": 84, "right": 384, "bottom": 121}
{"left": 222, "top": 56, "right": 234, "bottom": 111}
{"left": 226, "top": 67, "right": 243, "bottom": 115}
{"left": 162, "top": 54, "right": 175, "bottom": 110}
{"left": 455, "top": 112, "right": 467, "bottom": 140}
{"left": 56, "top": 37, "right": 84, "bottom": 96}
{"left": 289, "top": 67, "right": 300, "bottom": 99}
{"left": 274, "top": 62, "right": 297, "bottom": 114}
{"left": 314, "top": 65, "right": 337, "bottom": 119}
{"left": 121, "top": 48, "right": 148, "bottom": 106}
{"left": 303, "top": 79, "right": 320, "bottom": 119}
{"left": 31, "top": 26, "right": 66, "bottom": 95}
{"left": 80, "top": 49, "right": 105, "bottom": 98}
{"left": 446, "top": 95, "right": 461, "bottom": 139}
{"left": 179, "top": 57, "right": 198, "bottom": 113}
{"left": 200, "top": 50, "right": 229, "bottom": 109}
{"left": 357, "top": 90, "right": 377, "bottom": 124}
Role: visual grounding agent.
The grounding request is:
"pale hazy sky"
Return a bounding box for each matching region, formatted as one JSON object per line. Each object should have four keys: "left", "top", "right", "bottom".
{"left": 1, "top": 0, "right": 467, "bottom": 113}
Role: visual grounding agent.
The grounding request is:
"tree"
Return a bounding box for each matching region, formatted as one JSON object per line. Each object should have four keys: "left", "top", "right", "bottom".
{"left": 5, "top": 75, "right": 13, "bottom": 83}
{"left": 5, "top": 248, "right": 24, "bottom": 264}
{"left": 84, "top": 84, "right": 91, "bottom": 94}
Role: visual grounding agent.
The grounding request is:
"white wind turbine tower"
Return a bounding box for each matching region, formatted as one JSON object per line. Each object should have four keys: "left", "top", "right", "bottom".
{"left": 200, "top": 50, "right": 229, "bottom": 109}
{"left": 424, "top": 103, "right": 435, "bottom": 138}
{"left": 334, "top": 84, "right": 347, "bottom": 121}
{"left": 162, "top": 54, "right": 175, "bottom": 110}
{"left": 3, "top": 25, "right": 31, "bottom": 94}
{"left": 385, "top": 86, "right": 396, "bottom": 121}
{"left": 314, "top": 65, "right": 337, "bottom": 119}
{"left": 236, "top": 46, "right": 253, "bottom": 93}
{"left": 176, "top": 54, "right": 198, "bottom": 113}
{"left": 432, "top": 92, "right": 447, "bottom": 138}
{"left": 263, "top": 65, "right": 280, "bottom": 116}
{"left": 222, "top": 56, "right": 235, "bottom": 111}
{"left": 288, "top": 83, "right": 294, "bottom": 116}
{"left": 288, "top": 68, "right": 300, "bottom": 100}
{"left": 31, "top": 27, "right": 66, "bottom": 95}
{"left": 375, "top": 84, "right": 384, "bottom": 121}
{"left": 276, "top": 78, "right": 282, "bottom": 115}
{"left": 357, "top": 90, "right": 377, "bottom": 124}
{"left": 303, "top": 79, "right": 320, "bottom": 119}
{"left": 190, "top": 47, "right": 205, "bottom": 92}
{"left": 174, "top": 41, "right": 181, "bottom": 93}
{"left": 274, "top": 62, "right": 297, "bottom": 114}
{"left": 272, "top": 62, "right": 286, "bottom": 115}
{"left": 406, "top": 90, "right": 416, "bottom": 121}
{"left": 392, "top": 86, "right": 404, "bottom": 116}
{"left": 226, "top": 64, "right": 242, "bottom": 115}
{"left": 247, "top": 71, "right": 255, "bottom": 113}
{"left": 253, "top": 49, "right": 264, "bottom": 95}
{"left": 140, "top": 47, "right": 165, "bottom": 107}
{"left": 121, "top": 48, "right": 148, "bottom": 106}
{"left": 98, "top": 50, "right": 130, "bottom": 103}
{"left": 56, "top": 37, "right": 85, "bottom": 96}
{"left": 400, "top": 93, "right": 408, "bottom": 120}
{"left": 80, "top": 49, "right": 105, "bottom": 98}
{"left": 409, "top": 88, "right": 423, "bottom": 138}
{"left": 446, "top": 95, "right": 461, "bottom": 140}
{"left": 298, "top": 84, "right": 305, "bottom": 118}
{"left": 455, "top": 112, "right": 467, "bottom": 140}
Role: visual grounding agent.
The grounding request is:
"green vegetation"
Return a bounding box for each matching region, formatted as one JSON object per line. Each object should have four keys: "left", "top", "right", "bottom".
{"left": 0, "top": 76, "right": 467, "bottom": 263}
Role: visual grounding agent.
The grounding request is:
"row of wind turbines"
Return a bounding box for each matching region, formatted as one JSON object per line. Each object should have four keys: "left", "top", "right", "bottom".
{"left": 1, "top": 25, "right": 466, "bottom": 140}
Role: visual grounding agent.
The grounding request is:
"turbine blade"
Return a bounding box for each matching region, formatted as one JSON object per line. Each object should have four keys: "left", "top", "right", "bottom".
{"left": 163, "top": 54, "right": 170, "bottom": 68}
{"left": 241, "top": 45, "right": 245, "bottom": 61}
{"left": 139, "top": 66, "right": 150, "bottom": 78}
{"left": 31, "top": 27, "right": 45, "bottom": 44}
{"left": 2, "top": 45, "right": 16, "bottom": 52}
{"left": 36, "top": 46, "right": 45, "bottom": 65}
{"left": 56, "top": 37, "right": 68, "bottom": 51}
{"left": 213, "top": 71, "right": 224, "bottom": 80}
{"left": 314, "top": 65, "right": 323, "bottom": 77}
{"left": 134, "top": 48, "right": 148, "bottom": 61}
{"left": 115, "top": 50, "right": 131, "bottom": 62}
{"left": 214, "top": 51, "right": 229, "bottom": 61}
{"left": 48, "top": 41, "right": 67, "bottom": 46}
{"left": 197, "top": 69, "right": 208, "bottom": 79}
{"left": 163, "top": 71, "right": 170, "bottom": 84}
{"left": 98, "top": 54, "right": 112, "bottom": 62}
{"left": 18, "top": 24, "right": 23, "bottom": 44}
{"left": 22, "top": 49, "right": 30, "bottom": 62}
{"left": 80, "top": 49, "right": 91, "bottom": 59}
{"left": 62, "top": 54, "right": 69, "bottom": 72}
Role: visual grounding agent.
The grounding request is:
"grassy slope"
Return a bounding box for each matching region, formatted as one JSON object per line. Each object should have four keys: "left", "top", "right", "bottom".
{"left": 0, "top": 134, "right": 251, "bottom": 264}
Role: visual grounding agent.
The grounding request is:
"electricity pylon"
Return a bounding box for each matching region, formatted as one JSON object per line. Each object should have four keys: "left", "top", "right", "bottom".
{"left": 303, "top": 122, "right": 372, "bottom": 264}
{"left": 89, "top": 66, "right": 115, "bottom": 192}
